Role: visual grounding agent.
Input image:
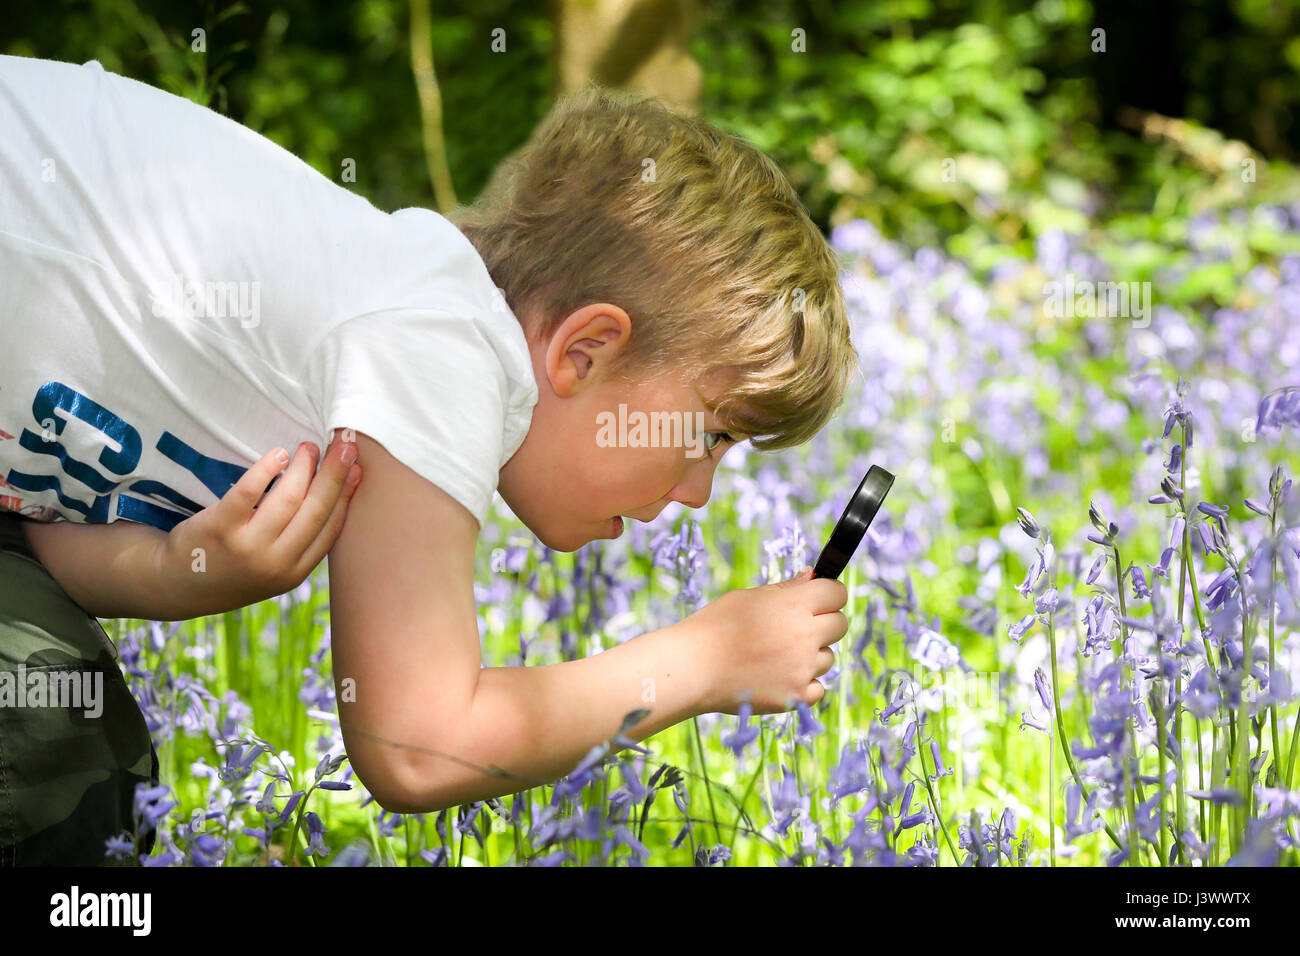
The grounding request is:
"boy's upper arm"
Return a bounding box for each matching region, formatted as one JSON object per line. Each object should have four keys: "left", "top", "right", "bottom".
{"left": 325, "top": 430, "right": 484, "bottom": 806}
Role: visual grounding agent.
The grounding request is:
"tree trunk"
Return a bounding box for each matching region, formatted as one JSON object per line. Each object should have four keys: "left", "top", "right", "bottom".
{"left": 553, "top": 0, "right": 702, "bottom": 113}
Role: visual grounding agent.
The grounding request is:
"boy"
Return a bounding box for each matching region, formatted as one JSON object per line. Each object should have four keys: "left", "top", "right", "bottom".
{"left": 0, "top": 55, "right": 855, "bottom": 862}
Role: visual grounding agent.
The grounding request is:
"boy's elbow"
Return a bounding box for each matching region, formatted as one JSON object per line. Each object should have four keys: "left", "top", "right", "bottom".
{"left": 346, "top": 732, "right": 480, "bottom": 815}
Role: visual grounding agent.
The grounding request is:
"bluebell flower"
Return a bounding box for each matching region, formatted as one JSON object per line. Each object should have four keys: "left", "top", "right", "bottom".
{"left": 303, "top": 811, "right": 330, "bottom": 858}
{"left": 794, "top": 700, "right": 825, "bottom": 741}
{"left": 189, "top": 833, "right": 225, "bottom": 867}
{"left": 828, "top": 743, "right": 873, "bottom": 801}
{"left": 770, "top": 768, "right": 809, "bottom": 836}
{"left": 1245, "top": 497, "right": 1270, "bottom": 517}
{"left": 721, "top": 699, "right": 761, "bottom": 760}
{"left": 928, "top": 739, "right": 953, "bottom": 780}
{"left": 134, "top": 782, "right": 177, "bottom": 833}
{"left": 1129, "top": 566, "right": 1150, "bottom": 600}
{"left": 1225, "top": 819, "right": 1282, "bottom": 867}
{"left": 693, "top": 843, "right": 731, "bottom": 866}
{"left": 1085, "top": 550, "right": 1108, "bottom": 584}
{"left": 1165, "top": 443, "right": 1182, "bottom": 473}
{"left": 104, "top": 833, "right": 134, "bottom": 861}
{"left": 1019, "top": 711, "right": 1049, "bottom": 733}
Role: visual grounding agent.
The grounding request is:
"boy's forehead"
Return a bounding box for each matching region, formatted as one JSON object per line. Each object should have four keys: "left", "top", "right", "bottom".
{"left": 691, "top": 368, "right": 749, "bottom": 434}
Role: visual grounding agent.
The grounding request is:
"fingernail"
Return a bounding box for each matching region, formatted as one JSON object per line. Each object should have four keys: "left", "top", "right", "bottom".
{"left": 346, "top": 464, "right": 362, "bottom": 486}
{"left": 274, "top": 447, "right": 289, "bottom": 466}
{"left": 340, "top": 444, "right": 358, "bottom": 467}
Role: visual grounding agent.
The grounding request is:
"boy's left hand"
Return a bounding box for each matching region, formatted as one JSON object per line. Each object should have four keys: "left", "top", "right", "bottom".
{"left": 153, "top": 434, "right": 362, "bottom": 614}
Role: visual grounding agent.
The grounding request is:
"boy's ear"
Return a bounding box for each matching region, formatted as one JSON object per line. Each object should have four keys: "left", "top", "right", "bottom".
{"left": 545, "top": 303, "right": 632, "bottom": 397}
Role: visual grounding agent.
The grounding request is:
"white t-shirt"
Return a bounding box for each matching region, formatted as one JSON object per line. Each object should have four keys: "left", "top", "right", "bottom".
{"left": 0, "top": 55, "right": 537, "bottom": 532}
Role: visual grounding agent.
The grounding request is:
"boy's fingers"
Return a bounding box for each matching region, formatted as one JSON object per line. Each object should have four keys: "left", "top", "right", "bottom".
{"left": 806, "top": 578, "right": 849, "bottom": 614}
{"left": 215, "top": 446, "right": 290, "bottom": 525}
{"left": 248, "top": 442, "right": 319, "bottom": 537}
{"left": 816, "top": 610, "right": 849, "bottom": 647}
{"left": 291, "top": 463, "right": 360, "bottom": 576}
{"left": 274, "top": 437, "right": 359, "bottom": 557}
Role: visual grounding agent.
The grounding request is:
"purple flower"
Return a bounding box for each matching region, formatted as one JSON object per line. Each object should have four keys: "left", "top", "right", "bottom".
{"left": 828, "top": 743, "right": 873, "bottom": 801}
{"left": 134, "top": 783, "right": 177, "bottom": 833}
{"left": 1197, "top": 521, "right": 1218, "bottom": 555}
{"left": 188, "top": 833, "right": 225, "bottom": 867}
{"left": 1016, "top": 553, "right": 1046, "bottom": 597}
{"left": 794, "top": 700, "right": 825, "bottom": 740}
{"left": 1019, "top": 711, "right": 1049, "bottom": 733}
{"left": 1197, "top": 501, "right": 1229, "bottom": 521}
{"left": 1245, "top": 498, "right": 1270, "bottom": 517}
{"left": 1129, "top": 566, "right": 1150, "bottom": 600}
{"left": 1033, "top": 667, "right": 1053, "bottom": 713}
{"left": 104, "top": 834, "right": 134, "bottom": 861}
{"left": 303, "top": 811, "right": 330, "bottom": 858}
{"left": 830, "top": 219, "right": 878, "bottom": 255}
{"left": 910, "top": 626, "right": 961, "bottom": 671}
{"left": 771, "top": 768, "right": 809, "bottom": 836}
{"left": 1008, "top": 613, "right": 1036, "bottom": 645}
{"left": 1165, "top": 444, "right": 1182, "bottom": 473}
{"left": 1256, "top": 386, "right": 1300, "bottom": 436}
{"left": 1187, "top": 788, "right": 1244, "bottom": 806}
{"left": 1085, "top": 550, "right": 1108, "bottom": 584}
{"left": 721, "top": 700, "right": 761, "bottom": 760}
{"left": 928, "top": 739, "right": 953, "bottom": 780}
{"left": 1150, "top": 547, "right": 1175, "bottom": 581}
{"left": 694, "top": 843, "right": 732, "bottom": 866}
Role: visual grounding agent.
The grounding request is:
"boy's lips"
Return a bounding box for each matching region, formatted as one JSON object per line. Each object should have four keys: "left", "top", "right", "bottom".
{"left": 609, "top": 516, "right": 624, "bottom": 538}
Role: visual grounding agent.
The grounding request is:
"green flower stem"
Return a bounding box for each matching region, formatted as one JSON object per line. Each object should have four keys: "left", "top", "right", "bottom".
{"left": 691, "top": 716, "right": 724, "bottom": 847}
{"left": 728, "top": 727, "right": 769, "bottom": 855}
{"left": 1110, "top": 544, "right": 1144, "bottom": 865}
{"left": 1195, "top": 717, "right": 1208, "bottom": 848}
{"left": 911, "top": 698, "right": 959, "bottom": 864}
{"left": 1177, "top": 426, "right": 1216, "bottom": 672}
{"left": 1286, "top": 709, "right": 1300, "bottom": 790}
{"left": 1045, "top": 609, "right": 1124, "bottom": 852}
{"left": 1233, "top": 597, "right": 1254, "bottom": 844}
{"left": 1048, "top": 716, "right": 1056, "bottom": 867}
{"left": 1266, "top": 505, "right": 1283, "bottom": 785}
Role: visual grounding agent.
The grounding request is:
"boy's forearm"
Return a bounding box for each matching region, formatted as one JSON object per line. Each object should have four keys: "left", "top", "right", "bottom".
{"left": 385, "top": 621, "right": 715, "bottom": 811}
{"left": 21, "top": 518, "right": 194, "bottom": 621}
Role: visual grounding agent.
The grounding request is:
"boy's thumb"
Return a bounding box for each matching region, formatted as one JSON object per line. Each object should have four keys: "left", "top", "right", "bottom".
{"left": 779, "top": 567, "right": 814, "bottom": 587}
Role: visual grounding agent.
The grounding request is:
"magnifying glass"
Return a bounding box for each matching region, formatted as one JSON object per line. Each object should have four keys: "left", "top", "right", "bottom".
{"left": 811, "top": 464, "right": 895, "bottom": 580}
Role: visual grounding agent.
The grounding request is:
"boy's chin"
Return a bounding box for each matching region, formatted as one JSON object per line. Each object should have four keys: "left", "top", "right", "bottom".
{"left": 533, "top": 518, "right": 623, "bottom": 552}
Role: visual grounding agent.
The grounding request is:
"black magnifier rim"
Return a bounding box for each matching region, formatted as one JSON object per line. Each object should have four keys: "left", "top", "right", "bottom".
{"left": 812, "top": 465, "right": 895, "bottom": 580}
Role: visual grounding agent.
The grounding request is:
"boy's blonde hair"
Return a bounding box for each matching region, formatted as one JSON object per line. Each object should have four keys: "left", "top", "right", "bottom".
{"left": 448, "top": 84, "right": 857, "bottom": 450}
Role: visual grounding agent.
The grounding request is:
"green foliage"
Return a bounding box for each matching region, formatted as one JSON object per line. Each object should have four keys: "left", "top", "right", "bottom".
{"left": 2, "top": 0, "right": 552, "bottom": 212}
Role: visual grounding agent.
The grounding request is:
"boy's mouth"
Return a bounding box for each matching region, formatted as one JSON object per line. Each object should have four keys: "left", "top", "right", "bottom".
{"left": 608, "top": 516, "right": 625, "bottom": 538}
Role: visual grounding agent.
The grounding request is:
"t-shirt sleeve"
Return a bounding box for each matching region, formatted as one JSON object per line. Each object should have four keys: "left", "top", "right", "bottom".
{"left": 302, "top": 309, "right": 515, "bottom": 530}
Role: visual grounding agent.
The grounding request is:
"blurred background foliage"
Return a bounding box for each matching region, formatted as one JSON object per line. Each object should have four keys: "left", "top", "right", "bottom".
{"left": 3, "top": 1, "right": 1297, "bottom": 240}
{"left": 2, "top": 0, "right": 1298, "bottom": 323}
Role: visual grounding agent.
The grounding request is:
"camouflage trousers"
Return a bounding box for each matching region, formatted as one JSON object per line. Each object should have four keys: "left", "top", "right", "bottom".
{"left": 0, "top": 510, "right": 158, "bottom": 865}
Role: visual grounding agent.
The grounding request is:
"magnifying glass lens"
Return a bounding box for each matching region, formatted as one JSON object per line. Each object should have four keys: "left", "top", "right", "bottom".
{"left": 812, "top": 465, "right": 895, "bottom": 580}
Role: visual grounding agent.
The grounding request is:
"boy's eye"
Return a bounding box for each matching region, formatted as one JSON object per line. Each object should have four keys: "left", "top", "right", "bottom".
{"left": 704, "top": 431, "right": 734, "bottom": 454}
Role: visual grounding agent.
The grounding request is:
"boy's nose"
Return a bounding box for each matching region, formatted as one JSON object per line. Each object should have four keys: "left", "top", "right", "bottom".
{"left": 672, "top": 472, "right": 713, "bottom": 510}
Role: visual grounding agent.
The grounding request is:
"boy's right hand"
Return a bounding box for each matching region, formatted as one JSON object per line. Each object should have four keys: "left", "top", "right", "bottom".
{"left": 153, "top": 434, "right": 362, "bottom": 613}
{"left": 681, "top": 567, "right": 848, "bottom": 715}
